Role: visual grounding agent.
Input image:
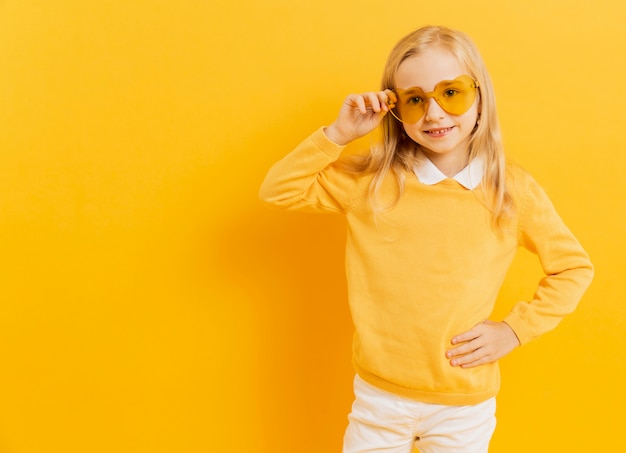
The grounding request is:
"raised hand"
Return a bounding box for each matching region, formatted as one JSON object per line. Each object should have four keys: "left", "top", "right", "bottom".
{"left": 324, "top": 90, "right": 396, "bottom": 146}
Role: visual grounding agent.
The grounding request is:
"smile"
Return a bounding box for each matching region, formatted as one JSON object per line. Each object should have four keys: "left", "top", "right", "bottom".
{"left": 425, "top": 127, "right": 454, "bottom": 137}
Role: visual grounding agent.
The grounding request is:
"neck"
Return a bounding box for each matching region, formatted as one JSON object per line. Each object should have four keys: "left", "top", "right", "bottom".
{"left": 421, "top": 148, "right": 470, "bottom": 177}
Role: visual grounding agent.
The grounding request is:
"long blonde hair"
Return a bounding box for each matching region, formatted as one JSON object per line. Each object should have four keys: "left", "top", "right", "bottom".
{"left": 352, "top": 25, "right": 513, "bottom": 230}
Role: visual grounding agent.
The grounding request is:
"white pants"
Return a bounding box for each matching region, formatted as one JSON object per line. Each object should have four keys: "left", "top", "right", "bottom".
{"left": 343, "top": 375, "right": 496, "bottom": 453}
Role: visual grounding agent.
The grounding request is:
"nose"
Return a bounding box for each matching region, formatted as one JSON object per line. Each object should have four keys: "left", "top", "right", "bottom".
{"left": 424, "top": 97, "right": 445, "bottom": 121}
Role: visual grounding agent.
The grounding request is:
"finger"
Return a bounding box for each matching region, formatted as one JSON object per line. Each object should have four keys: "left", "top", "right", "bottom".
{"left": 459, "top": 355, "right": 492, "bottom": 369}
{"left": 352, "top": 95, "right": 367, "bottom": 114}
{"left": 451, "top": 330, "right": 479, "bottom": 346}
{"left": 384, "top": 89, "right": 397, "bottom": 108}
{"left": 374, "top": 91, "right": 391, "bottom": 112}
{"left": 363, "top": 92, "right": 383, "bottom": 113}
{"left": 451, "top": 322, "right": 489, "bottom": 345}
{"left": 449, "top": 347, "right": 487, "bottom": 368}
{"left": 446, "top": 341, "right": 476, "bottom": 358}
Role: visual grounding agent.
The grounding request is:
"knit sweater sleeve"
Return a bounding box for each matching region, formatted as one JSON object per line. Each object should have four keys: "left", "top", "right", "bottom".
{"left": 503, "top": 172, "right": 594, "bottom": 345}
{"left": 258, "top": 127, "right": 361, "bottom": 213}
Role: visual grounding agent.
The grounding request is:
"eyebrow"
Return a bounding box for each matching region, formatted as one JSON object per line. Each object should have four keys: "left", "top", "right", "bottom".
{"left": 396, "top": 77, "right": 464, "bottom": 92}
{"left": 397, "top": 87, "right": 426, "bottom": 95}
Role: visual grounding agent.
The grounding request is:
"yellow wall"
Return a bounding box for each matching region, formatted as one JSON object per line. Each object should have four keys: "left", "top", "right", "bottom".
{"left": 0, "top": 1, "right": 623, "bottom": 452}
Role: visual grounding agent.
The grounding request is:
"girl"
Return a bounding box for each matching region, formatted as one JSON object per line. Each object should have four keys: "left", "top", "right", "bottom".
{"left": 259, "top": 25, "right": 593, "bottom": 452}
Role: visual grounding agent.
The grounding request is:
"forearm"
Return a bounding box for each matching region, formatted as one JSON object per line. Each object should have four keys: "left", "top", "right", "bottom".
{"left": 504, "top": 263, "right": 594, "bottom": 345}
{"left": 258, "top": 127, "right": 348, "bottom": 212}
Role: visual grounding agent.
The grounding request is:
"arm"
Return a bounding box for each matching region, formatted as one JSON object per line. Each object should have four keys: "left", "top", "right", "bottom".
{"left": 447, "top": 173, "right": 594, "bottom": 368}
{"left": 258, "top": 128, "right": 348, "bottom": 213}
{"left": 502, "top": 175, "right": 594, "bottom": 344}
{"left": 258, "top": 90, "right": 395, "bottom": 212}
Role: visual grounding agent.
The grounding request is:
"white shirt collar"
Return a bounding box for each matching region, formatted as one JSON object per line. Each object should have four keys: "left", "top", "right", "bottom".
{"left": 413, "top": 152, "right": 484, "bottom": 189}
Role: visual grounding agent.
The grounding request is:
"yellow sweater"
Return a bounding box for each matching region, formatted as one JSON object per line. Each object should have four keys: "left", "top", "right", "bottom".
{"left": 259, "top": 128, "right": 594, "bottom": 405}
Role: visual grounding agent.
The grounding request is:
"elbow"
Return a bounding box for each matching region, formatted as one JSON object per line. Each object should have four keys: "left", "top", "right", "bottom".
{"left": 257, "top": 183, "right": 271, "bottom": 205}
{"left": 576, "top": 255, "right": 594, "bottom": 284}
{"left": 585, "top": 261, "right": 595, "bottom": 286}
{"left": 258, "top": 179, "right": 292, "bottom": 209}
{"left": 258, "top": 180, "right": 282, "bottom": 208}
{"left": 572, "top": 258, "right": 595, "bottom": 294}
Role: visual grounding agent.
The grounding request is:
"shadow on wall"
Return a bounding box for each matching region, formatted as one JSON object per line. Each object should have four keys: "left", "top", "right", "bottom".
{"left": 213, "top": 200, "right": 355, "bottom": 452}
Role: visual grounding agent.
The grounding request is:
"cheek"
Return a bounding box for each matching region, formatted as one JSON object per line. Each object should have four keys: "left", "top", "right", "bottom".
{"left": 457, "top": 100, "right": 480, "bottom": 132}
{"left": 401, "top": 124, "right": 423, "bottom": 144}
{"left": 464, "top": 106, "right": 480, "bottom": 129}
{"left": 471, "top": 97, "right": 481, "bottom": 122}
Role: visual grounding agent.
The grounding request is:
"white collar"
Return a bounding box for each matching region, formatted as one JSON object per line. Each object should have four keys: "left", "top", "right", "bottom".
{"left": 413, "top": 152, "right": 484, "bottom": 189}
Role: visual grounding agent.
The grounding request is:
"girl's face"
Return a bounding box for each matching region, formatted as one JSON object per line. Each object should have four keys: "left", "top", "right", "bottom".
{"left": 394, "top": 47, "right": 479, "bottom": 170}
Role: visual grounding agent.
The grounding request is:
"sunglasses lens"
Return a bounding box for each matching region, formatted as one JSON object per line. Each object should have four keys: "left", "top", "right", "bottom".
{"left": 437, "top": 75, "right": 477, "bottom": 116}
{"left": 391, "top": 75, "right": 477, "bottom": 124}
{"left": 391, "top": 87, "right": 426, "bottom": 124}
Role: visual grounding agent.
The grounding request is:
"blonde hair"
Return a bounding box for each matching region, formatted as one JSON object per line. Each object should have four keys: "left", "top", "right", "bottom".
{"left": 350, "top": 25, "right": 513, "bottom": 230}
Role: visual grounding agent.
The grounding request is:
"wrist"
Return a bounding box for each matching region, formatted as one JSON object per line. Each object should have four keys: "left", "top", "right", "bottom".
{"left": 324, "top": 124, "right": 352, "bottom": 146}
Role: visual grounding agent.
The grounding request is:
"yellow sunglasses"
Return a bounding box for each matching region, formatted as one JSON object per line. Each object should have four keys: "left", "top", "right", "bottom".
{"left": 388, "top": 75, "right": 479, "bottom": 124}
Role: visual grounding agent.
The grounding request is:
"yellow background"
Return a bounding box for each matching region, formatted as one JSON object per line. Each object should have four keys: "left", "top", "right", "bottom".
{"left": 0, "top": 1, "right": 623, "bottom": 452}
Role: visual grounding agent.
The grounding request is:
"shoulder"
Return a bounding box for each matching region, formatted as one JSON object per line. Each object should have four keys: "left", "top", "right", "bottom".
{"left": 504, "top": 160, "right": 544, "bottom": 200}
{"left": 505, "top": 161, "right": 561, "bottom": 229}
{"left": 504, "top": 161, "right": 559, "bottom": 229}
{"left": 505, "top": 160, "right": 535, "bottom": 185}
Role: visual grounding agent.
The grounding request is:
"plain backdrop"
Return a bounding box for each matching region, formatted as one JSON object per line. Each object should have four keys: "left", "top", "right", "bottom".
{"left": 0, "top": 1, "right": 624, "bottom": 452}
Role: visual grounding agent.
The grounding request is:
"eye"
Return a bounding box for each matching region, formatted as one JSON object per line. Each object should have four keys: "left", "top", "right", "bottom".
{"left": 408, "top": 96, "right": 424, "bottom": 105}
{"left": 443, "top": 89, "right": 459, "bottom": 97}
